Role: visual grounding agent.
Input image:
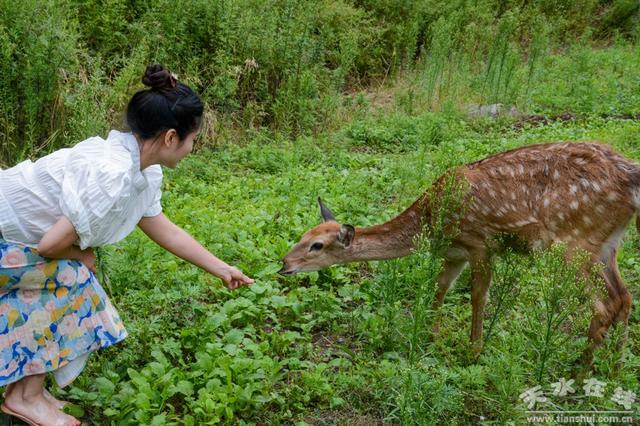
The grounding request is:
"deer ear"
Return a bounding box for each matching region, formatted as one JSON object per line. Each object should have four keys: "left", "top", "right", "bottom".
{"left": 318, "top": 197, "right": 336, "bottom": 222}
{"left": 337, "top": 224, "right": 355, "bottom": 248}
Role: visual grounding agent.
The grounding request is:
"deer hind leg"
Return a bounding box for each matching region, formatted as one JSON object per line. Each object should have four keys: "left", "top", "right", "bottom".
{"left": 431, "top": 258, "right": 468, "bottom": 335}
{"left": 469, "top": 250, "right": 492, "bottom": 354}
{"left": 602, "top": 250, "right": 632, "bottom": 355}
{"left": 583, "top": 248, "right": 632, "bottom": 365}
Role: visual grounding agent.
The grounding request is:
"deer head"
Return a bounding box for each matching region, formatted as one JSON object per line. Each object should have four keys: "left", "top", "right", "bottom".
{"left": 278, "top": 198, "right": 355, "bottom": 275}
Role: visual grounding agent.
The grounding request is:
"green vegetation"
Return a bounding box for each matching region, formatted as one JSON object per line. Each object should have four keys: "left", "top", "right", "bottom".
{"left": 1, "top": 0, "right": 640, "bottom": 424}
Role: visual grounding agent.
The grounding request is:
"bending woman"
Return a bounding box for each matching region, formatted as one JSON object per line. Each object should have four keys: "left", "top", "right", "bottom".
{"left": 0, "top": 64, "right": 254, "bottom": 426}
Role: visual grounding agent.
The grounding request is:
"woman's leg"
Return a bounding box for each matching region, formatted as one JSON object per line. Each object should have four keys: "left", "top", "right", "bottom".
{"left": 3, "top": 375, "right": 80, "bottom": 426}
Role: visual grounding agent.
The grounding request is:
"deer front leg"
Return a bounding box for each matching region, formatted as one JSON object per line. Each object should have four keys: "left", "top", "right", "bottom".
{"left": 469, "top": 252, "right": 492, "bottom": 354}
{"left": 431, "top": 259, "right": 467, "bottom": 335}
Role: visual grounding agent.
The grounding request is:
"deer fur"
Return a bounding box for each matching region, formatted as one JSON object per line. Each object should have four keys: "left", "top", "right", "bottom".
{"left": 279, "top": 141, "right": 638, "bottom": 362}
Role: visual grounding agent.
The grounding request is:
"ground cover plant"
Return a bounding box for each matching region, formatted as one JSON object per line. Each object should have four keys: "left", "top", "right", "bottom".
{"left": 59, "top": 115, "right": 639, "bottom": 425}
{"left": 1, "top": 1, "right": 640, "bottom": 424}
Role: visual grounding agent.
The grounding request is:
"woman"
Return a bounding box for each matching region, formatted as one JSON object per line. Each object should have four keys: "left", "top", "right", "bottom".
{"left": 0, "top": 64, "right": 254, "bottom": 425}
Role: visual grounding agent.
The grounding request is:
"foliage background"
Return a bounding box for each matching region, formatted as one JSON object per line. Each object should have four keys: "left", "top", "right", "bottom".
{"left": 1, "top": 0, "right": 640, "bottom": 424}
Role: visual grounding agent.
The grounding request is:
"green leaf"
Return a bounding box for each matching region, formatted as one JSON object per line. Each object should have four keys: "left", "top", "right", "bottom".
{"left": 172, "top": 380, "right": 194, "bottom": 397}
{"left": 95, "top": 377, "right": 115, "bottom": 396}
{"left": 151, "top": 414, "right": 166, "bottom": 425}
{"left": 330, "top": 397, "right": 345, "bottom": 409}
{"left": 63, "top": 404, "right": 85, "bottom": 417}
{"left": 224, "top": 328, "right": 244, "bottom": 344}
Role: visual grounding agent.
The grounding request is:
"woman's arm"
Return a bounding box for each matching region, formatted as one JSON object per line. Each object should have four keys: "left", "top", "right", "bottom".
{"left": 138, "top": 213, "right": 254, "bottom": 289}
{"left": 37, "top": 216, "right": 96, "bottom": 271}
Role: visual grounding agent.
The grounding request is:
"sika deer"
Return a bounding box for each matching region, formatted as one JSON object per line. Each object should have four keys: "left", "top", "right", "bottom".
{"left": 279, "top": 141, "right": 637, "bottom": 362}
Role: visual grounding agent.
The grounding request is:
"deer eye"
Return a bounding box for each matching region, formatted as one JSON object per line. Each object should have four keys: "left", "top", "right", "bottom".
{"left": 310, "top": 242, "right": 324, "bottom": 251}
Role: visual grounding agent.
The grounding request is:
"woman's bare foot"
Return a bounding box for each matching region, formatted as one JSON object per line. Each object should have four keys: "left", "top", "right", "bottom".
{"left": 6, "top": 383, "right": 69, "bottom": 410}
{"left": 3, "top": 378, "right": 80, "bottom": 426}
{"left": 43, "top": 389, "right": 69, "bottom": 410}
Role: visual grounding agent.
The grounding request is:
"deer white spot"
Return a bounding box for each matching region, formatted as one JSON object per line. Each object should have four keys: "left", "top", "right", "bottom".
{"left": 582, "top": 194, "right": 589, "bottom": 203}
{"left": 549, "top": 221, "right": 558, "bottom": 230}
{"left": 557, "top": 212, "right": 565, "bottom": 221}
{"left": 553, "top": 170, "right": 561, "bottom": 180}
{"left": 607, "top": 192, "right": 618, "bottom": 201}
{"left": 632, "top": 188, "right": 640, "bottom": 209}
{"left": 518, "top": 164, "right": 525, "bottom": 174}
{"left": 580, "top": 178, "right": 590, "bottom": 189}
{"left": 569, "top": 184, "right": 578, "bottom": 195}
{"left": 570, "top": 200, "right": 579, "bottom": 210}
{"left": 595, "top": 204, "right": 606, "bottom": 214}
{"left": 489, "top": 189, "right": 497, "bottom": 198}
{"left": 583, "top": 216, "right": 593, "bottom": 225}
{"left": 543, "top": 198, "right": 550, "bottom": 207}
{"left": 591, "top": 181, "right": 602, "bottom": 192}
{"left": 572, "top": 228, "right": 580, "bottom": 236}
{"left": 511, "top": 192, "right": 517, "bottom": 201}
{"left": 587, "top": 236, "right": 601, "bottom": 246}
{"left": 575, "top": 157, "right": 587, "bottom": 166}
{"left": 617, "top": 162, "right": 636, "bottom": 174}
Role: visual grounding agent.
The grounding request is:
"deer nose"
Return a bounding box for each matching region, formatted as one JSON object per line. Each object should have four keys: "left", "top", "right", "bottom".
{"left": 277, "top": 260, "right": 288, "bottom": 276}
{"left": 278, "top": 260, "right": 296, "bottom": 276}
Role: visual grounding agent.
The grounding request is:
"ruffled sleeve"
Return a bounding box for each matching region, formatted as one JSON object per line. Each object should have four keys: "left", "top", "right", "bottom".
{"left": 59, "top": 142, "right": 133, "bottom": 249}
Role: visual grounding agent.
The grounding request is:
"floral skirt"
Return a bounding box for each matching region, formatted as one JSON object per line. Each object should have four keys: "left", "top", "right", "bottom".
{"left": 0, "top": 239, "right": 127, "bottom": 387}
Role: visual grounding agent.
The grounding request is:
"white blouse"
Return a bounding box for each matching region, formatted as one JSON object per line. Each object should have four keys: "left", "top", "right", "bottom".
{"left": 0, "top": 130, "right": 163, "bottom": 250}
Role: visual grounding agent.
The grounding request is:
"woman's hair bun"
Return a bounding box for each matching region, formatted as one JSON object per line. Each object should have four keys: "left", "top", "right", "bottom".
{"left": 142, "top": 64, "right": 177, "bottom": 90}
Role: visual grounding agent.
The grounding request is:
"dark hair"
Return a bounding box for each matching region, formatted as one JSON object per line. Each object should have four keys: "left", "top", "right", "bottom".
{"left": 126, "top": 64, "right": 203, "bottom": 141}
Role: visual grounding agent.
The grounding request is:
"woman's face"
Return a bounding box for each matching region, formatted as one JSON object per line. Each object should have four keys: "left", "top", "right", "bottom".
{"left": 161, "top": 130, "right": 197, "bottom": 168}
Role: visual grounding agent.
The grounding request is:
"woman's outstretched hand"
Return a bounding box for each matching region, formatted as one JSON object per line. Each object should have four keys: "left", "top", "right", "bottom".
{"left": 215, "top": 265, "right": 254, "bottom": 290}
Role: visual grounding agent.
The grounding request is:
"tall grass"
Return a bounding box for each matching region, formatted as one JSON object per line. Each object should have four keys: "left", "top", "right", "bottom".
{"left": 1, "top": 0, "right": 639, "bottom": 165}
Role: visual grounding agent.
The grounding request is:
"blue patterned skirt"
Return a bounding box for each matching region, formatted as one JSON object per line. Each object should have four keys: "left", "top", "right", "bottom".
{"left": 0, "top": 239, "right": 127, "bottom": 387}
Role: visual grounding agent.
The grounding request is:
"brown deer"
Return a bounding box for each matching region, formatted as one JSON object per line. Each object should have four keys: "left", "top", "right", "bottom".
{"left": 279, "top": 141, "right": 637, "bottom": 362}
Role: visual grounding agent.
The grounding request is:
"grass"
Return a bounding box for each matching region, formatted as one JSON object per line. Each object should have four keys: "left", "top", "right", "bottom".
{"left": 56, "top": 114, "right": 640, "bottom": 424}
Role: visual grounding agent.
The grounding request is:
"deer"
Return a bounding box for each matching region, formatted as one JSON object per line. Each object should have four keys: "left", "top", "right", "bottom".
{"left": 278, "top": 141, "right": 638, "bottom": 363}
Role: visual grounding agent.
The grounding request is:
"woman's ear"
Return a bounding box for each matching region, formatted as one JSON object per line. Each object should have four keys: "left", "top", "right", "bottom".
{"left": 163, "top": 129, "right": 178, "bottom": 147}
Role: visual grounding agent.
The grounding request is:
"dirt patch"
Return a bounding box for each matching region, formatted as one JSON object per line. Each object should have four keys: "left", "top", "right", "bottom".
{"left": 303, "top": 407, "right": 387, "bottom": 426}
{"left": 312, "top": 331, "right": 362, "bottom": 361}
{"left": 512, "top": 111, "right": 640, "bottom": 130}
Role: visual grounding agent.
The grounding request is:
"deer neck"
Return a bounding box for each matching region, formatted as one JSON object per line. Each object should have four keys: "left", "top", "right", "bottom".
{"left": 345, "top": 199, "right": 427, "bottom": 262}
